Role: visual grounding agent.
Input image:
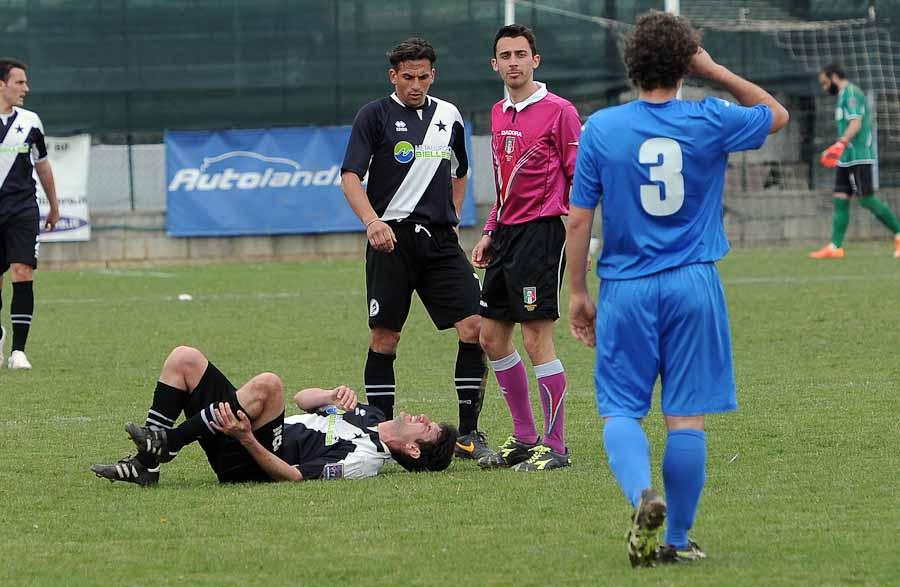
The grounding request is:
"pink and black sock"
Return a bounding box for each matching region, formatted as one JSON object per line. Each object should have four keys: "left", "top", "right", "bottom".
{"left": 490, "top": 350, "right": 538, "bottom": 444}
{"left": 535, "top": 359, "right": 567, "bottom": 454}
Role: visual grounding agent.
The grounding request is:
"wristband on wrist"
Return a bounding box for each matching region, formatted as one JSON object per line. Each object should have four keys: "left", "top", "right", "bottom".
{"left": 482, "top": 229, "right": 493, "bottom": 237}
{"left": 365, "top": 218, "right": 381, "bottom": 228}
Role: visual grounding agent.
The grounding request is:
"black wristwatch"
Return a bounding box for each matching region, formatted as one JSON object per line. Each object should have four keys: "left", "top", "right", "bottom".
{"left": 482, "top": 230, "right": 493, "bottom": 237}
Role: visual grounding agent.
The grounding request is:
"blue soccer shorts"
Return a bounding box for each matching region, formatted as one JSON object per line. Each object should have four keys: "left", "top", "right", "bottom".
{"left": 594, "top": 262, "right": 737, "bottom": 419}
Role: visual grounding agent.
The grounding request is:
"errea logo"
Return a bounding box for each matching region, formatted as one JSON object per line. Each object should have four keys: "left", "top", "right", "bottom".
{"left": 395, "top": 121, "right": 407, "bottom": 132}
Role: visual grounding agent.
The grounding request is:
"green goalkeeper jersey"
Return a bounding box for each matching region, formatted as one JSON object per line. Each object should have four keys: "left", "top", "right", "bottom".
{"left": 835, "top": 82, "right": 875, "bottom": 166}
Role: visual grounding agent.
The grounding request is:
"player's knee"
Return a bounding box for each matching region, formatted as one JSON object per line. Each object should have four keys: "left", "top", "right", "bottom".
{"left": 254, "top": 372, "right": 284, "bottom": 399}
{"left": 456, "top": 315, "right": 481, "bottom": 343}
{"left": 166, "top": 346, "right": 205, "bottom": 373}
{"left": 9, "top": 264, "right": 33, "bottom": 281}
{"left": 370, "top": 328, "right": 400, "bottom": 354}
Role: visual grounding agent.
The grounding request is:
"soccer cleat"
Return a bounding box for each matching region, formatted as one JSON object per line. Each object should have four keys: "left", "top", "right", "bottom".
{"left": 893, "top": 236, "right": 900, "bottom": 259}
{"left": 7, "top": 350, "right": 32, "bottom": 370}
{"left": 90, "top": 455, "right": 160, "bottom": 487}
{"left": 126, "top": 422, "right": 177, "bottom": 463}
{"left": 0, "top": 326, "right": 5, "bottom": 367}
{"left": 477, "top": 435, "right": 540, "bottom": 469}
{"left": 454, "top": 430, "right": 498, "bottom": 460}
{"left": 510, "top": 444, "right": 570, "bottom": 472}
{"left": 809, "top": 244, "right": 845, "bottom": 259}
{"left": 627, "top": 488, "right": 667, "bottom": 568}
{"left": 658, "top": 540, "right": 707, "bottom": 564}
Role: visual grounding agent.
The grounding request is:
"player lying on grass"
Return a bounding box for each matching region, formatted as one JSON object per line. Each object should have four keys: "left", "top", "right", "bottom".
{"left": 91, "top": 346, "right": 456, "bottom": 486}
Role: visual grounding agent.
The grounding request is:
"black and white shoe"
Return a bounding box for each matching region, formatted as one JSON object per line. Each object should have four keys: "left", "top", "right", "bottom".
{"left": 126, "top": 422, "right": 177, "bottom": 463}
{"left": 91, "top": 455, "right": 160, "bottom": 487}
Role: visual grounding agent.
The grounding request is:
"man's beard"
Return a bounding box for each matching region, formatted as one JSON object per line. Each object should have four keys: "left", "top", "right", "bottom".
{"left": 827, "top": 82, "right": 839, "bottom": 96}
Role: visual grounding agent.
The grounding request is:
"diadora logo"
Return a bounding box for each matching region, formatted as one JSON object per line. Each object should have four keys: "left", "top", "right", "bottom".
{"left": 394, "top": 141, "right": 415, "bottom": 164}
{"left": 168, "top": 150, "right": 342, "bottom": 192}
{"left": 395, "top": 120, "right": 407, "bottom": 132}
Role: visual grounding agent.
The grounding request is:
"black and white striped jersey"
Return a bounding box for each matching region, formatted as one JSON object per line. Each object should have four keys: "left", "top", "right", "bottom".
{"left": 0, "top": 107, "right": 47, "bottom": 218}
{"left": 279, "top": 404, "right": 393, "bottom": 480}
{"left": 341, "top": 93, "right": 468, "bottom": 226}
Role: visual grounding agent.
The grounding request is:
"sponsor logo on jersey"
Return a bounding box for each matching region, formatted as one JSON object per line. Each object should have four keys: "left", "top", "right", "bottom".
{"left": 394, "top": 120, "right": 407, "bottom": 132}
{"left": 414, "top": 145, "right": 451, "bottom": 160}
{"left": 394, "top": 141, "right": 415, "bottom": 163}
{"left": 168, "top": 150, "right": 342, "bottom": 192}
{"left": 323, "top": 463, "right": 344, "bottom": 480}
{"left": 500, "top": 129, "right": 523, "bottom": 137}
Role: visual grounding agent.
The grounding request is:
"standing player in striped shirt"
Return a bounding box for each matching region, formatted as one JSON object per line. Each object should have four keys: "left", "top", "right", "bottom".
{"left": 0, "top": 59, "right": 59, "bottom": 369}
{"left": 341, "top": 38, "right": 494, "bottom": 460}
{"left": 471, "top": 25, "right": 581, "bottom": 472}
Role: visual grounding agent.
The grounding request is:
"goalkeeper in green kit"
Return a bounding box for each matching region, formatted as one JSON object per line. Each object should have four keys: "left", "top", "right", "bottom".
{"left": 810, "top": 64, "right": 900, "bottom": 259}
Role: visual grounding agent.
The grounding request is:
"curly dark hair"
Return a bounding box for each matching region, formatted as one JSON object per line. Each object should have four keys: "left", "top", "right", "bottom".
{"left": 387, "top": 37, "right": 437, "bottom": 68}
{"left": 390, "top": 423, "right": 457, "bottom": 473}
{"left": 624, "top": 11, "right": 699, "bottom": 91}
{"left": 0, "top": 58, "right": 27, "bottom": 82}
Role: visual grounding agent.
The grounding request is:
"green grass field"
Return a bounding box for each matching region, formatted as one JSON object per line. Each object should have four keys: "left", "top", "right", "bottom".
{"left": 2, "top": 244, "right": 898, "bottom": 586}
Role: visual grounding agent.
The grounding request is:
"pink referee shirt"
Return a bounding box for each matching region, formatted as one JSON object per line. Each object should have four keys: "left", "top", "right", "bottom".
{"left": 483, "top": 82, "right": 581, "bottom": 231}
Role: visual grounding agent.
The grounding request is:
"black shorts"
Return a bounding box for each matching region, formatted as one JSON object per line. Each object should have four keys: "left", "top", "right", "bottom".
{"left": 835, "top": 164, "right": 875, "bottom": 197}
{"left": 366, "top": 222, "right": 481, "bottom": 331}
{"left": 480, "top": 217, "right": 567, "bottom": 323}
{"left": 0, "top": 211, "right": 40, "bottom": 273}
{"left": 185, "top": 362, "right": 284, "bottom": 483}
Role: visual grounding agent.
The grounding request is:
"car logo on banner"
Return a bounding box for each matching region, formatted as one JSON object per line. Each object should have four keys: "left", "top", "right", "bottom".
{"left": 168, "top": 150, "right": 343, "bottom": 192}
{"left": 394, "top": 141, "right": 415, "bottom": 164}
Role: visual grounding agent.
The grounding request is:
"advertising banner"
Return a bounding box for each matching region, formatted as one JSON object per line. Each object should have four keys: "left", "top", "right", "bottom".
{"left": 37, "top": 134, "right": 91, "bottom": 242}
{"left": 166, "top": 126, "right": 477, "bottom": 237}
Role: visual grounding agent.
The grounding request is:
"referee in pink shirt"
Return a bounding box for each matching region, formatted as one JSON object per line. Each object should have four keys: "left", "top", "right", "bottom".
{"left": 472, "top": 24, "right": 581, "bottom": 472}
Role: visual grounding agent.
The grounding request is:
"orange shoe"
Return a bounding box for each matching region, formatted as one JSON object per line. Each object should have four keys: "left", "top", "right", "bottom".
{"left": 894, "top": 236, "right": 900, "bottom": 259}
{"left": 809, "top": 244, "right": 845, "bottom": 259}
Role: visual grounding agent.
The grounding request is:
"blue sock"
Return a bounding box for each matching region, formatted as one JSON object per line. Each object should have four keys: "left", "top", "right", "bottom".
{"left": 602, "top": 417, "right": 651, "bottom": 508}
{"left": 663, "top": 429, "right": 707, "bottom": 548}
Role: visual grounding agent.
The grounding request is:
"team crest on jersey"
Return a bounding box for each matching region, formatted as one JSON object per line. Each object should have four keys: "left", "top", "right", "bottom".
{"left": 394, "top": 120, "right": 407, "bottom": 132}
{"left": 504, "top": 136, "right": 516, "bottom": 155}
{"left": 369, "top": 299, "right": 380, "bottom": 317}
{"left": 523, "top": 286, "right": 537, "bottom": 310}
{"left": 323, "top": 463, "right": 344, "bottom": 480}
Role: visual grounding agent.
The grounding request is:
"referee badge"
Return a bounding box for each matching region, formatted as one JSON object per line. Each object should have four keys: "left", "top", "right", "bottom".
{"left": 523, "top": 286, "right": 537, "bottom": 311}
{"left": 504, "top": 136, "right": 516, "bottom": 161}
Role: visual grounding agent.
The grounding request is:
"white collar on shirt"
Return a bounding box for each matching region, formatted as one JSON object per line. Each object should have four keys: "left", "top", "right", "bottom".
{"left": 502, "top": 81, "right": 548, "bottom": 112}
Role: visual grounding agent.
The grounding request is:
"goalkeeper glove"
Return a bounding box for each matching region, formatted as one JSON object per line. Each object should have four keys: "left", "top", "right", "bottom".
{"left": 820, "top": 139, "right": 847, "bottom": 168}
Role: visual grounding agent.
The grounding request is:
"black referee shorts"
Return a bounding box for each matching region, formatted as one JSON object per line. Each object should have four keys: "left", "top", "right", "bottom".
{"left": 366, "top": 222, "right": 481, "bottom": 331}
{"left": 480, "top": 217, "right": 567, "bottom": 323}
{"left": 834, "top": 164, "right": 875, "bottom": 197}
{"left": 185, "top": 362, "right": 284, "bottom": 483}
{"left": 0, "top": 210, "right": 40, "bottom": 273}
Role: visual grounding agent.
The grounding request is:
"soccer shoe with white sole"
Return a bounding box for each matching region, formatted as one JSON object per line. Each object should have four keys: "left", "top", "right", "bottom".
{"left": 126, "top": 422, "right": 178, "bottom": 463}
{"left": 454, "top": 430, "right": 497, "bottom": 460}
{"left": 658, "top": 540, "right": 707, "bottom": 564}
{"left": 627, "top": 488, "right": 667, "bottom": 568}
{"left": 91, "top": 455, "right": 160, "bottom": 487}
{"left": 8, "top": 350, "right": 32, "bottom": 370}
{"left": 477, "top": 435, "right": 540, "bottom": 469}
{"left": 510, "top": 444, "right": 570, "bottom": 472}
{"left": 0, "top": 326, "right": 5, "bottom": 366}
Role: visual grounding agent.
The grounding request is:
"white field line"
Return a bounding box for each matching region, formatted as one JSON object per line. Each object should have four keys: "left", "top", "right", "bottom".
{"left": 40, "top": 290, "right": 364, "bottom": 306}
{"left": 90, "top": 269, "right": 177, "bottom": 278}
{"left": 723, "top": 272, "right": 900, "bottom": 285}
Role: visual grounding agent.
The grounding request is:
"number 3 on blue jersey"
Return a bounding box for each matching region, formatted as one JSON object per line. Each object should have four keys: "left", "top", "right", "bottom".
{"left": 639, "top": 137, "right": 684, "bottom": 216}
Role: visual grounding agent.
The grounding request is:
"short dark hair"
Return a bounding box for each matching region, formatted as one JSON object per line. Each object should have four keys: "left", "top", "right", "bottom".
{"left": 390, "top": 423, "right": 457, "bottom": 473}
{"left": 624, "top": 11, "right": 699, "bottom": 91}
{"left": 387, "top": 37, "right": 437, "bottom": 68}
{"left": 493, "top": 24, "right": 537, "bottom": 56}
{"left": 821, "top": 63, "right": 846, "bottom": 80}
{"left": 0, "top": 59, "right": 27, "bottom": 82}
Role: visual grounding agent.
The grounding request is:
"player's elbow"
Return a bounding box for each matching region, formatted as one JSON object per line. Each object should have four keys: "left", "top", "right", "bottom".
{"left": 769, "top": 104, "right": 790, "bottom": 134}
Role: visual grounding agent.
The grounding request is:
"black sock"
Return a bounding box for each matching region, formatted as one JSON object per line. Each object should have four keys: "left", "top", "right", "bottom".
{"left": 365, "top": 349, "right": 396, "bottom": 420}
{"left": 455, "top": 341, "right": 487, "bottom": 435}
{"left": 11, "top": 281, "right": 33, "bottom": 352}
{"left": 166, "top": 394, "right": 246, "bottom": 454}
{"left": 145, "top": 381, "right": 188, "bottom": 431}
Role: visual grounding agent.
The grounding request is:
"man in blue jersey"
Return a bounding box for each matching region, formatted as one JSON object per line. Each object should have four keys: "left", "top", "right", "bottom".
{"left": 566, "top": 12, "right": 788, "bottom": 568}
